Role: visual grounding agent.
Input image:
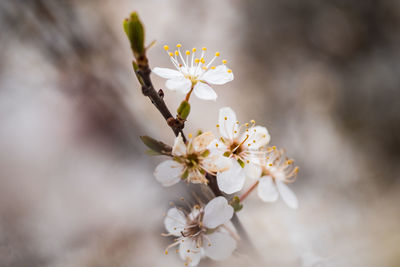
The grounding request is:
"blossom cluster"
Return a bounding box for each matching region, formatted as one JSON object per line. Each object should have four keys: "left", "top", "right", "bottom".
{"left": 148, "top": 44, "right": 300, "bottom": 266}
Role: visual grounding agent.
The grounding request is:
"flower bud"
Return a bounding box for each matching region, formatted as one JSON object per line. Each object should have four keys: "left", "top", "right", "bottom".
{"left": 230, "top": 196, "right": 243, "bottom": 212}
{"left": 124, "top": 12, "right": 145, "bottom": 56}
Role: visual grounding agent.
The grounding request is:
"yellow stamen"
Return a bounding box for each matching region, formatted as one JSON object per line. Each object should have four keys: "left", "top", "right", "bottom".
{"left": 192, "top": 47, "right": 197, "bottom": 52}
{"left": 216, "top": 124, "right": 220, "bottom": 127}
{"left": 222, "top": 59, "right": 227, "bottom": 64}
{"left": 163, "top": 45, "right": 169, "bottom": 51}
{"left": 168, "top": 52, "right": 173, "bottom": 57}
{"left": 227, "top": 69, "right": 232, "bottom": 73}
{"left": 176, "top": 44, "right": 182, "bottom": 48}
{"left": 188, "top": 133, "right": 193, "bottom": 139}
{"left": 250, "top": 119, "right": 255, "bottom": 124}
{"left": 211, "top": 66, "right": 216, "bottom": 69}
{"left": 215, "top": 52, "right": 220, "bottom": 57}
{"left": 202, "top": 47, "right": 207, "bottom": 51}
{"left": 175, "top": 50, "right": 179, "bottom": 56}
{"left": 200, "top": 58, "right": 205, "bottom": 64}
{"left": 195, "top": 58, "right": 200, "bottom": 63}
{"left": 224, "top": 117, "right": 228, "bottom": 120}
{"left": 185, "top": 50, "right": 190, "bottom": 55}
{"left": 202, "top": 66, "right": 207, "bottom": 70}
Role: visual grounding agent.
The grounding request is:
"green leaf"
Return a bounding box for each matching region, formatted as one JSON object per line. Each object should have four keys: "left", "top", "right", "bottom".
{"left": 230, "top": 196, "right": 243, "bottom": 212}
{"left": 140, "top": 136, "right": 171, "bottom": 155}
{"left": 177, "top": 100, "right": 191, "bottom": 120}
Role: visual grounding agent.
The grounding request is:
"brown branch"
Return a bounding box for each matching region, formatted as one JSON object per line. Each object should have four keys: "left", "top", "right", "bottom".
{"left": 134, "top": 54, "right": 186, "bottom": 142}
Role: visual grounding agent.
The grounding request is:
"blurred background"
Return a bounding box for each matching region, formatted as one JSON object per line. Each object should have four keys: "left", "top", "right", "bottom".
{"left": 0, "top": 0, "right": 399, "bottom": 266}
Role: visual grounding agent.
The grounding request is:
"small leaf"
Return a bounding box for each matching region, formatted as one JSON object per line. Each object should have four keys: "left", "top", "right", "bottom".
{"left": 177, "top": 100, "right": 191, "bottom": 120}
{"left": 140, "top": 136, "right": 171, "bottom": 155}
{"left": 230, "top": 196, "right": 243, "bottom": 212}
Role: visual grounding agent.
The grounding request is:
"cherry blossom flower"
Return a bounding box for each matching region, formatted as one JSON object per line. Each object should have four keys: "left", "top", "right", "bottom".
{"left": 163, "top": 196, "right": 237, "bottom": 266}
{"left": 255, "top": 148, "right": 299, "bottom": 209}
{"left": 154, "top": 132, "right": 231, "bottom": 187}
{"left": 152, "top": 44, "right": 234, "bottom": 101}
{"left": 212, "top": 107, "right": 271, "bottom": 194}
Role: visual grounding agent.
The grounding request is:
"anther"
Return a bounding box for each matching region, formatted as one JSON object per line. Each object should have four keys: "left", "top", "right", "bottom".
{"left": 176, "top": 44, "right": 182, "bottom": 48}
{"left": 195, "top": 58, "right": 200, "bottom": 63}
{"left": 224, "top": 117, "right": 228, "bottom": 120}
{"left": 245, "top": 123, "right": 249, "bottom": 127}
{"left": 169, "top": 52, "right": 173, "bottom": 57}
{"left": 250, "top": 119, "right": 255, "bottom": 124}
{"left": 227, "top": 69, "right": 232, "bottom": 73}
{"left": 187, "top": 249, "right": 190, "bottom": 253}
{"left": 192, "top": 48, "right": 197, "bottom": 52}
{"left": 216, "top": 124, "right": 220, "bottom": 128}
{"left": 188, "top": 133, "right": 193, "bottom": 139}
{"left": 222, "top": 59, "right": 227, "bottom": 64}
{"left": 163, "top": 45, "right": 169, "bottom": 51}
{"left": 269, "top": 163, "right": 273, "bottom": 166}
{"left": 202, "top": 47, "right": 207, "bottom": 51}
{"left": 165, "top": 250, "right": 168, "bottom": 255}
{"left": 200, "top": 58, "right": 205, "bottom": 64}
{"left": 211, "top": 66, "right": 216, "bottom": 69}
{"left": 175, "top": 50, "right": 179, "bottom": 56}
{"left": 215, "top": 52, "right": 220, "bottom": 57}
{"left": 202, "top": 66, "right": 207, "bottom": 70}
{"left": 253, "top": 140, "right": 256, "bottom": 143}
{"left": 272, "top": 146, "right": 276, "bottom": 150}
{"left": 186, "top": 50, "right": 190, "bottom": 55}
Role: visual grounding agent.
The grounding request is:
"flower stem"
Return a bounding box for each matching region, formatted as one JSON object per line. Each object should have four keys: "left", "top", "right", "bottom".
{"left": 239, "top": 181, "right": 259, "bottom": 202}
{"left": 185, "top": 85, "right": 194, "bottom": 101}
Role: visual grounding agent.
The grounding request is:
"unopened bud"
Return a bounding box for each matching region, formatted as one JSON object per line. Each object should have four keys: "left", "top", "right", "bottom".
{"left": 124, "top": 12, "right": 145, "bottom": 56}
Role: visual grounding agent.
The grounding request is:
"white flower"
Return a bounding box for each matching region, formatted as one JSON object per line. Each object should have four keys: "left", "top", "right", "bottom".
{"left": 163, "top": 196, "right": 237, "bottom": 266}
{"left": 213, "top": 107, "right": 271, "bottom": 194}
{"left": 152, "top": 44, "right": 234, "bottom": 101}
{"left": 154, "top": 132, "right": 231, "bottom": 186}
{"left": 256, "top": 148, "right": 299, "bottom": 209}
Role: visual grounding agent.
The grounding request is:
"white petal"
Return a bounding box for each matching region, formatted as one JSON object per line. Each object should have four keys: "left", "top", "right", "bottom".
{"left": 217, "top": 160, "right": 246, "bottom": 194}
{"left": 218, "top": 107, "right": 238, "bottom": 140}
{"left": 179, "top": 238, "right": 203, "bottom": 266}
{"left": 164, "top": 208, "right": 187, "bottom": 236}
{"left": 257, "top": 176, "right": 279, "bottom": 202}
{"left": 203, "top": 197, "right": 234, "bottom": 229}
{"left": 244, "top": 162, "right": 262, "bottom": 179}
{"left": 204, "top": 232, "right": 236, "bottom": 261}
{"left": 201, "top": 65, "right": 234, "bottom": 85}
{"left": 154, "top": 160, "right": 183, "bottom": 187}
{"left": 152, "top": 67, "right": 183, "bottom": 79}
{"left": 202, "top": 153, "right": 232, "bottom": 173}
{"left": 192, "top": 132, "right": 215, "bottom": 152}
{"left": 276, "top": 181, "right": 299, "bottom": 209}
{"left": 193, "top": 82, "right": 217, "bottom": 100}
{"left": 172, "top": 133, "right": 186, "bottom": 156}
{"left": 242, "top": 126, "right": 271, "bottom": 149}
{"left": 165, "top": 77, "right": 192, "bottom": 94}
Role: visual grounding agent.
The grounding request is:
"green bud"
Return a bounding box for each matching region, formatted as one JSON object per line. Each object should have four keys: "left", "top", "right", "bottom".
{"left": 177, "top": 100, "right": 191, "bottom": 120}
{"left": 230, "top": 196, "right": 243, "bottom": 212}
{"left": 140, "top": 136, "right": 171, "bottom": 155}
{"left": 124, "top": 12, "right": 145, "bottom": 56}
{"left": 237, "top": 158, "right": 245, "bottom": 168}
